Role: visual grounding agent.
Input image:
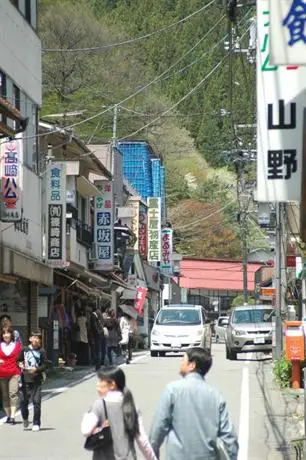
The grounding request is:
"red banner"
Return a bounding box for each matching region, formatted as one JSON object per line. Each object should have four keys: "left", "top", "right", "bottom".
{"left": 134, "top": 287, "right": 147, "bottom": 317}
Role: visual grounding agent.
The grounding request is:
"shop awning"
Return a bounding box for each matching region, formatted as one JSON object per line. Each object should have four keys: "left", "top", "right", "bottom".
{"left": 76, "top": 176, "right": 102, "bottom": 197}
{"left": 121, "top": 288, "right": 137, "bottom": 300}
{"left": 54, "top": 270, "right": 100, "bottom": 297}
{"left": 119, "top": 304, "right": 138, "bottom": 319}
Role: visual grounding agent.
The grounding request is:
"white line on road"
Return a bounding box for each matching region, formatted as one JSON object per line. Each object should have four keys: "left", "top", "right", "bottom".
{"left": 238, "top": 366, "right": 249, "bottom": 460}
{"left": 0, "top": 352, "right": 150, "bottom": 425}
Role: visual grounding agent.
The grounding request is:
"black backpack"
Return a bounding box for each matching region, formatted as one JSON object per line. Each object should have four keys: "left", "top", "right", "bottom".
{"left": 92, "top": 312, "right": 104, "bottom": 336}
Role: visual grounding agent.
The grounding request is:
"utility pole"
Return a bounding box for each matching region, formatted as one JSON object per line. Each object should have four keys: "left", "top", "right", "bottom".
{"left": 274, "top": 202, "right": 283, "bottom": 360}
{"left": 111, "top": 104, "right": 118, "bottom": 176}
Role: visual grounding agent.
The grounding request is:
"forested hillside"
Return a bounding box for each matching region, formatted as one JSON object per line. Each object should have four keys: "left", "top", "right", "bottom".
{"left": 39, "top": 0, "right": 258, "bottom": 258}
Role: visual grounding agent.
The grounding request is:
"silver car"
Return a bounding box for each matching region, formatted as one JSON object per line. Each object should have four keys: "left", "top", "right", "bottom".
{"left": 225, "top": 305, "right": 273, "bottom": 360}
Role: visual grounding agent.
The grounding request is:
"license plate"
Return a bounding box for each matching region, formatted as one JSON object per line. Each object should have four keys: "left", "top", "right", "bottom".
{"left": 254, "top": 337, "right": 265, "bottom": 344}
{"left": 171, "top": 341, "right": 181, "bottom": 349}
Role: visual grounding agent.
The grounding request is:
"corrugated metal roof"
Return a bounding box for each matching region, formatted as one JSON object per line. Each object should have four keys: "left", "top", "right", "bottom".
{"left": 179, "top": 258, "right": 263, "bottom": 292}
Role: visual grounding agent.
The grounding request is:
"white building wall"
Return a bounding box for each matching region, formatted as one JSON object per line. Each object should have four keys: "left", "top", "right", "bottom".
{"left": 1, "top": 167, "right": 42, "bottom": 259}
{"left": 0, "top": 2, "right": 41, "bottom": 104}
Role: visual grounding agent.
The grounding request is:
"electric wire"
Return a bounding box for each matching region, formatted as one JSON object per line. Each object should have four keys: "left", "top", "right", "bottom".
{"left": 42, "top": 0, "right": 216, "bottom": 53}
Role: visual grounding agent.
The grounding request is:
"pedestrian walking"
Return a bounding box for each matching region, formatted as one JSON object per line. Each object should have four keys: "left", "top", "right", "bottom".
{"left": 19, "top": 331, "right": 48, "bottom": 431}
{"left": 150, "top": 347, "right": 238, "bottom": 460}
{"left": 0, "top": 314, "right": 22, "bottom": 344}
{"left": 119, "top": 313, "right": 135, "bottom": 364}
{"left": 105, "top": 310, "right": 121, "bottom": 365}
{"left": 0, "top": 326, "right": 22, "bottom": 424}
{"left": 75, "top": 308, "right": 90, "bottom": 366}
{"left": 81, "top": 366, "right": 157, "bottom": 460}
{"left": 90, "top": 306, "right": 106, "bottom": 371}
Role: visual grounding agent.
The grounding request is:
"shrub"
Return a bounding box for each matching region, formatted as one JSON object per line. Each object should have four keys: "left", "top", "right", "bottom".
{"left": 273, "top": 355, "right": 292, "bottom": 388}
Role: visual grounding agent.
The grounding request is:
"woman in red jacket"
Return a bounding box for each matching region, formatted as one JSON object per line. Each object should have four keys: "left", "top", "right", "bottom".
{"left": 0, "top": 326, "right": 21, "bottom": 424}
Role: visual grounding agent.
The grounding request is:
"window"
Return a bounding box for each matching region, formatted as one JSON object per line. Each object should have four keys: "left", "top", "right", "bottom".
{"left": 0, "top": 71, "right": 6, "bottom": 98}
{"left": 156, "top": 309, "right": 201, "bottom": 326}
{"left": 232, "top": 309, "right": 274, "bottom": 324}
{"left": 25, "top": 0, "right": 31, "bottom": 24}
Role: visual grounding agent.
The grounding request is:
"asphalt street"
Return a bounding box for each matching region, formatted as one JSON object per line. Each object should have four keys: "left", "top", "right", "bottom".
{"left": 0, "top": 344, "right": 294, "bottom": 460}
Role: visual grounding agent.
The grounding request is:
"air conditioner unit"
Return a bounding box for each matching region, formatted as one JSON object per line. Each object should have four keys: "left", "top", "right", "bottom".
{"left": 88, "top": 243, "right": 98, "bottom": 262}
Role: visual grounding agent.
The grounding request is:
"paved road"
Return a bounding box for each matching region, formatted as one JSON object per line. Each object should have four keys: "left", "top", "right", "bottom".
{"left": 0, "top": 344, "right": 293, "bottom": 460}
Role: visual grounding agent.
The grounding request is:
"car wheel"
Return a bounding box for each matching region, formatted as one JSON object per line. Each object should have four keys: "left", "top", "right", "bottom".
{"left": 150, "top": 351, "right": 158, "bottom": 357}
{"left": 226, "top": 347, "right": 237, "bottom": 361}
{"left": 159, "top": 352, "right": 166, "bottom": 357}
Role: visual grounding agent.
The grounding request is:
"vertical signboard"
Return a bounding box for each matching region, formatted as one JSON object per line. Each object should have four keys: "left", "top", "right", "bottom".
{"left": 128, "top": 198, "right": 139, "bottom": 251}
{"left": 270, "top": 0, "right": 306, "bottom": 65}
{"left": 46, "top": 163, "right": 67, "bottom": 266}
{"left": 257, "top": 0, "right": 306, "bottom": 202}
{"left": 147, "top": 197, "right": 161, "bottom": 263}
{"left": 134, "top": 287, "right": 147, "bottom": 317}
{"left": 139, "top": 204, "right": 148, "bottom": 259}
{"left": 161, "top": 228, "right": 173, "bottom": 273}
{"left": 0, "top": 135, "right": 23, "bottom": 221}
{"left": 94, "top": 181, "right": 114, "bottom": 271}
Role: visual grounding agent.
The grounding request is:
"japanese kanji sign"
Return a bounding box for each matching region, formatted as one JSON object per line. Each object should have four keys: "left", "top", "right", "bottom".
{"left": 0, "top": 135, "right": 23, "bottom": 222}
{"left": 134, "top": 287, "right": 147, "bottom": 317}
{"left": 139, "top": 205, "right": 148, "bottom": 260}
{"left": 160, "top": 228, "right": 173, "bottom": 273}
{"left": 147, "top": 197, "right": 161, "bottom": 263}
{"left": 46, "top": 163, "right": 67, "bottom": 266}
{"left": 270, "top": 0, "right": 306, "bottom": 65}
{"left": 128, "top": 198, "right": 139, "bottom": 251}
{"left": 94, "top": 180, "right": 114, "bottom": 271}
{"left": 257, "top": 0, "right": 306, "bottom": 202}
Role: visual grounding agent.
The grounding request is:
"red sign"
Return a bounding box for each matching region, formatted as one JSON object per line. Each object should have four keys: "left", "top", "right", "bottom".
{"left": 139, "top": 208, "right": 148, "bottom": 259}
{"left": 287, "top": 256, "right": 296, "bottom": 268}
{"left": 134, "top": 287, "right": 147, "bottom": 317}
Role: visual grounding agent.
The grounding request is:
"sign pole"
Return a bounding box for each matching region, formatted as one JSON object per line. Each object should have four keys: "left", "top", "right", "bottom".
{"left": 275, "top": 202, "right": 283, "bottom": 360}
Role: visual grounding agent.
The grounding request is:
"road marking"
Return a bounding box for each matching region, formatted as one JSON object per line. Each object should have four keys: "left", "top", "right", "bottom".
{"left": 238, "top": 366, "right": 249, "bottom": 460}
{"left": 0, "top": 352, "right": 150, "bottom": 425}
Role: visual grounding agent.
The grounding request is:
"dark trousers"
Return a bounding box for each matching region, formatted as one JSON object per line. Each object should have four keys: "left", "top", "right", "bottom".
{"left": 121, "top": 336, "right": 133, "bottom": 362}
{"left": 20, "top": 382, "right": 42, "bottom": 426}
{"left": 94, "top": 336, "right": 106, "bottom": 371}
{"left": 107, "top": 346, "right": 119, "bottom": 365}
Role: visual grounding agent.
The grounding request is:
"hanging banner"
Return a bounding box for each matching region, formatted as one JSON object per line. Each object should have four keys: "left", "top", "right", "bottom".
{"left": 134, "top": 287, "right": 147, "bottom": 317}
{"left": 270, "top": 0, "right": 306, "bottom": 65}
{"left": 257, "top": 0, "right": 306, "bottom": 202}
{"left": 128, "top": 198, "right": 139, "bottom": 251}
{"left": 139, "top": 204, "right": 148, "bottom": 259}
{"left": 0, "top": 135, "right": 23, "bottom": 221}
{"left": 46, "top": 163, "right": 67, "bottom": 266}
{"left": 94, "top": 181, "right": 114, "bottom": 271}
{"left": 161, "top": 228, "right": 173, "bottom": 273}
{"left": 147, "top": 197, "right": 161, "bottom": 263}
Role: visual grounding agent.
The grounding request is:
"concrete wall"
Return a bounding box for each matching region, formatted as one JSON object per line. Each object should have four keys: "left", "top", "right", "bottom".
{"left": 0, "top": 2, "right": 41, "bottom": 105}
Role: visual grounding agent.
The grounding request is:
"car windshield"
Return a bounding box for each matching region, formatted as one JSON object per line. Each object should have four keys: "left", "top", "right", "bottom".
{"left": 156, "top": 309, "right": 201, "bottom": 325}
{"left": 232, "top": 309, "right": 273, "bottom": 324}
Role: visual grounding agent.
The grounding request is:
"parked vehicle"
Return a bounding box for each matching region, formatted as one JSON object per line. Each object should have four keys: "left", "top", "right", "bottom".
{"left": 225, "top": 305, "right": 273, "bottom": 360}
{"left": 215, "top": 316, "right": 229, "bottom": 343}
{"left": 150, "top": 304, "right": 212, "bottom": 357}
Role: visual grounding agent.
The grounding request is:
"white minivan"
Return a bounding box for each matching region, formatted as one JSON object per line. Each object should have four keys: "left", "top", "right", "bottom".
{"left": 150, "top": 304, "right": 211, "bottom": 357}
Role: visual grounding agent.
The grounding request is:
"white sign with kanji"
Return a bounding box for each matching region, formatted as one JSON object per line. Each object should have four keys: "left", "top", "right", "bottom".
{"left": 0, "top": 134, "right": 23, "bottom": 222}
{"left": 94, "top": 181, "right": 114, "bottom": 271}
{"left": 46, "top": 163, "right": 67, "bottom": 266}
{"left": 160, "top": 228, "right": 173, "bottom": 273}
{"left": 270, "top": 0, "right": 306, "bottom": 65}
{"left": 147, "top": 197, "right": 161, "bottom": 263}
{"left": 257, "top": 0, "right": 306, "bottom": 202}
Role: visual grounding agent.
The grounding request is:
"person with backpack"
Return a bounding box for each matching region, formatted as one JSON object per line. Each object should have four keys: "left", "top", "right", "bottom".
{"left": 104, "top": 310, "right": 121, "bottom": 365}
{"left": 81, "top": 366, "right": 157, "bottom": 460}
{"left": 90, "top": 306, "right": 106, "bottom": 371}
{"left": 18, "top": 331, "right": 48, "bottom": 431}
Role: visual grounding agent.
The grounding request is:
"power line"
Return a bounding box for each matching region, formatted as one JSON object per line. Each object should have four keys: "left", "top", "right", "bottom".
{"left": 119, "top": 55, "right": 229, "bottom": 141}
{"left": 42, "top": 0, "right": 216, "bottom": 53}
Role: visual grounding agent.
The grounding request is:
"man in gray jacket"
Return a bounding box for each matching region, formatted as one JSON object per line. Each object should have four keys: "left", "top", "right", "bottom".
{"left": 150, "top": 347, "right": 238, "bottom": 460}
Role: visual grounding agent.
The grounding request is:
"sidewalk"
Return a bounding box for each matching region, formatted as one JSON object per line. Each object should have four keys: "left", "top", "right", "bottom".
{"left": 255, "top": 358, "right": 305, "bottom": 459}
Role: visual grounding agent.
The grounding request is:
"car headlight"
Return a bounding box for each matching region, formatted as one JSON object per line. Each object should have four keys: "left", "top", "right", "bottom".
{"left": 151, "top": 328, "right": 161, "bottom": 336}
{"left": 233, "top": 329, "right": 245, "bottom": 336}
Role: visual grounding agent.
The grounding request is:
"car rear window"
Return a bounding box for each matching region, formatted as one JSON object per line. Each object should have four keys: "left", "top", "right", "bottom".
{"left": 156, "top": 309, "right": 201, "bottom": 326}
{"left": 232, "top": 309, "right": 273, "bottom": 324}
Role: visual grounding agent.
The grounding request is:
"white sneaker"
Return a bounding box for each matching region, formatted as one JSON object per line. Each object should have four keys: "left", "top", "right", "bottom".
{"left": 32, "top": 425, "right": 40, "bottom": 432}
